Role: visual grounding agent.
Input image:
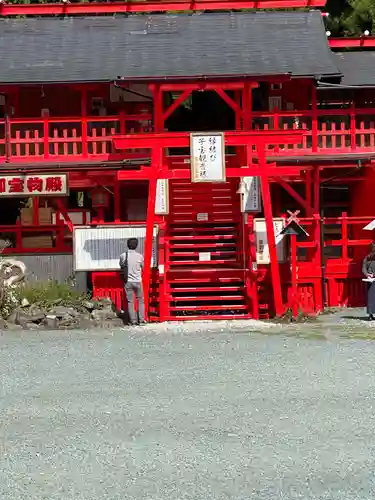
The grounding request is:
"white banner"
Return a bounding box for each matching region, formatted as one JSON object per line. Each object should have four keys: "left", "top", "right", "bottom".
{"left": 241, "top": 176, "right": 261, "bottom": 212}
{"left": 0, "top": 174, "right": 68, "bottom": 196}
{"left": 73, "top": 225, "right": 158, "bottom": 271}
{"left": 190, "top": 132, "right": 225, "bottom": 183}
{"left": 155, "top": 179, "right": 169, "bottom": 214}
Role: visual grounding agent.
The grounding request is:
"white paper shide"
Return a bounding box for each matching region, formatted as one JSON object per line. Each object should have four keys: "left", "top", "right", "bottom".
{"left": 190, "top": 133, "right": 225, "bottom": 182}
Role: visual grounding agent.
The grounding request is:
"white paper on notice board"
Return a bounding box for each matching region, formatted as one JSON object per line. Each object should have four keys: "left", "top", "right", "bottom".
{"left": 73, "top": 225, "right": 158, "bottom": 272}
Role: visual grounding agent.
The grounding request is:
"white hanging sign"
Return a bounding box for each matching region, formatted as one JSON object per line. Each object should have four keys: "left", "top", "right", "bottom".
{"left": 155, "top": 179, "right": 169, "bottom": 214}
{"left": 240, "top": 176, "right": 261, "bottom": 213}
{"left": 254, "top": 218, "right": 286, "bottom": 264}
{"left": 190, "top": 132, "right": 225, "bottom": 183}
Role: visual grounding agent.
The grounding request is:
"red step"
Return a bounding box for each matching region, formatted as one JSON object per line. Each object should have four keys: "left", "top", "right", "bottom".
{"left": 171, "top": 286, "right": 243, "bottom": 292}
{"left": 169, "top": 304, "right": 248, "bottom": 311}
{"left": 168, "top": 295, "right": 245, "bottom": 301}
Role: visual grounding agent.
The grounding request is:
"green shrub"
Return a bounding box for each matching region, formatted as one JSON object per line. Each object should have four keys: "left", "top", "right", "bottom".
{"left": 15, "top": 280, "right": 91, "bottom": 311}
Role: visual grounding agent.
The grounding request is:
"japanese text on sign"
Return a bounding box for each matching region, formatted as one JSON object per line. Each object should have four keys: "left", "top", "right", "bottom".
{"left": 242, "top": 176, "right": 261, "bottom": 213}
{"left": 0, "top": 174, "right": 68, "bottom": 196}
{"left": 190, "top": 133, "right": 225, "bottom": 183}
{"left": 155, "top": 179, "right": 169, "bottom": 215}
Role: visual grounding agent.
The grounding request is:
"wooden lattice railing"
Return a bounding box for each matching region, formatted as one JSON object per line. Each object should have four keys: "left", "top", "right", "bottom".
{"left": 1, "top": 108, "right": 375, "bottom": 163}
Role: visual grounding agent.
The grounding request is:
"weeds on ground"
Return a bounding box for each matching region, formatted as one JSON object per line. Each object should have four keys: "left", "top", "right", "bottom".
{"left": 4, "top": 279, "right": 92, "bottom": 317}
{"left": 277, "top": 307, "right": 316, "bottom": 323}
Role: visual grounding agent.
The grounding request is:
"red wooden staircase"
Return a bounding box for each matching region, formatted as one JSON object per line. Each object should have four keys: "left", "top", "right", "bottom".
{"left": 163, "top": 179, "right": 252, "bottom": 320}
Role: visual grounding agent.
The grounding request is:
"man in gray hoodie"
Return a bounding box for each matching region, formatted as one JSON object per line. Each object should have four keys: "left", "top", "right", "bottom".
{"left": 119, "top": 238, "right": 146, "bottom": 325}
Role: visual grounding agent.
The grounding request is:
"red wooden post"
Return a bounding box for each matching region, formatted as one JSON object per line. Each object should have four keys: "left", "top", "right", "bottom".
{"left": 342, "top": 211, "right": 348, "bottom": 262}
{"left": 158, "top": 222, "right": 167, "bottom": 322}
{"left": 311, "top": 85, "right": 318, "bottom": 153}
{"left": 313, "top": 165, "right": 320, "bottom": 213}
{"left": 97, "top": 208, "right": 104, "bottom": 224}
{"left": 257, "top": 145, "right": 284, "bottom": 316}
{"left": 55, "top": 198, "right": 74, "bottom": 232}
{"left": 247, "top": 214, "right": 259, "bottom": 319}
{"left": 350, "top": 101, "right": 357, "bottom": 150}
{"left": 305, "top": 169, "right": 312, "bottom": 209}
{"left": 81, "top": 87, "right": 88, "bottom": 158}
{"left": 144, "top": 86, "right": 164, "bottom": 319}
{"left": 313, "top": 213, "right": 323, "bottom": 313}
{"left": 153, "top": 84, "right": 164, "bottom": 131}
{"left": 150, "top": 83, "right": 168, "bottom": 321}
{"left": 290, "top": 233, "right": 298, "bottom": 318}
{"left": 114, "top": 176, "right": 121, "bottom": 223}
{"left": 32, "top": 197, "right": 39, "bottom": 225}
{"left": 242, "top": 83, "right": 252, "bottom": 130}
{"left": 43, "top": 116, "right": 49, "bottom": 159}
{"left": 119, "top": 110, "right": 126, "bottom": 135}
{"left": 143, "top": 158, "right": 159, "bottom": 321}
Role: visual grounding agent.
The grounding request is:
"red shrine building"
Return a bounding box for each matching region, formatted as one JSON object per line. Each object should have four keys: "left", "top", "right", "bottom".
{"left": 0, "top": 0, "right": 374, "bottom": 321}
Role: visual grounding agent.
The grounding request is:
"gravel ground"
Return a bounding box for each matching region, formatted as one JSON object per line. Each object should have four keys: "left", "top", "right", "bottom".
{"left": 1, "top": 315, "right": 375, "bottom": 500}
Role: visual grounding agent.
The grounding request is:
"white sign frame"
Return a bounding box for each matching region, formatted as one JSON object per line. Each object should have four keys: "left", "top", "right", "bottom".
{"left": 241, "top": 176, "right": 261, "bottom": 213}
{"left": 190, "top": 132, "right": 226, "bottom": 183}
{"left": 254, "top": 218, "right": 286, "bottom": 264}
{"left": 0, "top": 173, "right": 68, "bottom": 197}
{"left": 73, "top": 225, "right": 158, "bottom": 272}
{"left": 155, "top": 179, "right": 169, "bottom": 215}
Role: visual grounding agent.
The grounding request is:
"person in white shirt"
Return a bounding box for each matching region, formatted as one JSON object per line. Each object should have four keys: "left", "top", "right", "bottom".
{"left": 119, "top": 238, "right": 146, "bottom": 325}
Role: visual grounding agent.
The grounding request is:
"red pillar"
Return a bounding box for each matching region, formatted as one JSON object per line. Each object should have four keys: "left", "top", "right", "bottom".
{"left": 305, "top": 170, "right": 312, "bottom": 210}
{"left": 290, "top": 233, "right": 298, "bottom": 318}
{"left": 143, "top": 84, "right": 164, "bottom": 321}
{"left": 114, "top": 176, "right": 121, "bottom": 223}
{"left": 143, "top": 173, "right": 158, "bottom": 321}
{"left": 313, "top": 166, "right": 320, "bottom": 213}
{"left": 32, "top": 197, "right": 39, "bottom": 225}
{"left": 313, "top": 213, "right": 323, "bottom": 313}
{"left": 81, "top": 87, "right": 88, "bottom": 158}
{"left": 257, "top": 145, "right": 284, "bottom": 317}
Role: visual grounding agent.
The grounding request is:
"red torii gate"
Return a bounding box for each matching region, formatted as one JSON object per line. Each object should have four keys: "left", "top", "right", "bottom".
{"left": 113, "top": 129, "right": 304, "bottom": 319}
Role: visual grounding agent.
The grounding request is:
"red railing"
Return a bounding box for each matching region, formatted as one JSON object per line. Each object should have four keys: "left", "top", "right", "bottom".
{"left": 0, "top": 113, "right": 153, "bottom": 163}
{"left": 289, "top": 215, "right": 374, "bottom": 309}
{"left": 1, "top": 108, "right": 375, "bottom": 163}
{"left": 252, "top": 107, "right": 375, "bottom": 156}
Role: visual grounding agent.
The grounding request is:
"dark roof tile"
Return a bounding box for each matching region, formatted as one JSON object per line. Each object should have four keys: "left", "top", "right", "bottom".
{"left": 335, "top": 52, "right": 375, "bottom": 86}
{"left": 0, "top": 12, "right": 340, "bottom": 83}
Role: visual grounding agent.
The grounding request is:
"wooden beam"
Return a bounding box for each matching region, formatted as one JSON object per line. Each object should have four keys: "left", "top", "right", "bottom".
{"left": 215, "top": 89, "right": 240, "bottom": 114}
{"left": 0, "top": 0, "right": 327, "bottom": 17}
{"left": 117, "top": 165, "right": 311, "bottom": 181}
{"left": 162, "top": 89, "right": 192, "bottom": 122}
{"left": 329, "top": 37, "right": 375, "bottom": 49}
{"left": 113, "top": 130, "right": 304, "bottom": 150}
{"left": 275, "top": 177, "right": 313, "bottom": 215}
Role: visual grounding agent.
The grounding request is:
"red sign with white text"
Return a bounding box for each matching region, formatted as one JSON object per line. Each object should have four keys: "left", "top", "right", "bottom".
{"left": 0, "top": 174, "right": 68, "bottom": 196}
